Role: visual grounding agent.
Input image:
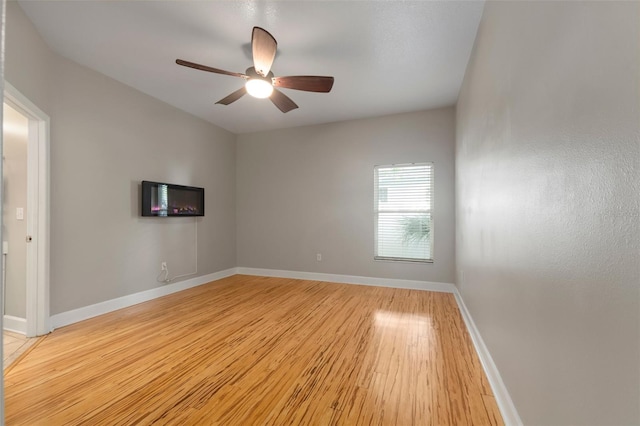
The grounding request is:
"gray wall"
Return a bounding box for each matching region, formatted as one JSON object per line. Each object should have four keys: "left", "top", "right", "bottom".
{"left": 4, "top": 2, "right": 51, "bottom": 115}
{"left": 456, "top": 2, "right": 639, "bottom": 425}
{"left": 237, "top": 108, "right": 455, "bottom": 283}
{"left": 2, "top": 103, "right": 28, "bottom": 318}
{"left": 6, "top": 2, "right": 237, "bottom": 315}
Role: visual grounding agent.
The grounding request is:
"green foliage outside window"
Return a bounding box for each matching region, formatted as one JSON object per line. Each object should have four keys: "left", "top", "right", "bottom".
{"left": 401, "top": 216, "right": 431, "bottom": 243}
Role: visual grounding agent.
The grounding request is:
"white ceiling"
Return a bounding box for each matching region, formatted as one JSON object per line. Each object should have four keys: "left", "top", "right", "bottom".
{"left": 18, "top": 1, "right": 484, "bottom": 134}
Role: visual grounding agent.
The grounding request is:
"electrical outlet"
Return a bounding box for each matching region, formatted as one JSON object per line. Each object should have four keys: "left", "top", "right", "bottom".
{"left": 161, "top": 262, "right": 167, "bottom": 271}
{"left": 316, "top": 253, "right": 322, "bottom": 261}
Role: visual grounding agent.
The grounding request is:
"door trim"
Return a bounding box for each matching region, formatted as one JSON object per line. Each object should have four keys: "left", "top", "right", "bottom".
{"left": 4, "top": 81, "right": 50, "bottom": 336}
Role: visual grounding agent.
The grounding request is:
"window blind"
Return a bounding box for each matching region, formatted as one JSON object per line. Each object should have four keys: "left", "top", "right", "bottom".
{"left": 374, "top": 163, "right": 433, "bottom": 262}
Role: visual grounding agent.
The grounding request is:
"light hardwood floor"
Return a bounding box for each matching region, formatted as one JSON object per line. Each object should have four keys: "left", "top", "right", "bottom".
{"left": 5, "top": 275, "right": 503, "bottom": 425}
{"left": 3, "top": 331, "right": 38, "bottom": 370}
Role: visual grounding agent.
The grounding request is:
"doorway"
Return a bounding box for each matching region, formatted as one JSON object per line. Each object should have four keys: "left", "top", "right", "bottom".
{"left": 3, "top": 103, "right": 28, "bottom": 333}
{"left": 3, "top": 82, "right": 50, "bottom": 337}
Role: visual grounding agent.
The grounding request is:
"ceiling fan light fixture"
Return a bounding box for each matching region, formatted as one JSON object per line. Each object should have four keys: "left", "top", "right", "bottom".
{"left": 245, "top": 79, "right": 273, "bottom": 99}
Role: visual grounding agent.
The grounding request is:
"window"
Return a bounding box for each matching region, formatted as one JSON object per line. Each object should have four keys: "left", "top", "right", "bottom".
{"left": 374, "top": 163, "right": 433, "bottom": 262}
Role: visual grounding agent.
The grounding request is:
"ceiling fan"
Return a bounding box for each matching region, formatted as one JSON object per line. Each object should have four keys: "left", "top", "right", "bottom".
{"left": 176, "top": 27, "right": 334, "bottom": 113}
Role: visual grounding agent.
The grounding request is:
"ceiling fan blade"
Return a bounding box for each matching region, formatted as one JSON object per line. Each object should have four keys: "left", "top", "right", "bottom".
{"left": 270, "top": 89, "right": 298, "bottom": 113}
{"left": 252, "top": 27, "right": 277, "bottom": 77}
{"left": 176, "top": 59, "right": 247, "bottom": 79}
{"left": 273, "top": 76, "right": 335, "bottom": 93}
{"left": 215, "top": 87, "right": 247, "bottom": 105}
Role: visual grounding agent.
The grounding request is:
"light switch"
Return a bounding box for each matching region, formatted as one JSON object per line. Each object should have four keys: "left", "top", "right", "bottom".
{"left": 16, "top": 207, "right": 24, "bottom": 220}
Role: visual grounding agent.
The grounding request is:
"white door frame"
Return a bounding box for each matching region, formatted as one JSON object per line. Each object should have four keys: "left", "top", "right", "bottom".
{"left": 4, "top": 82, "right": 50, "bottom": 337}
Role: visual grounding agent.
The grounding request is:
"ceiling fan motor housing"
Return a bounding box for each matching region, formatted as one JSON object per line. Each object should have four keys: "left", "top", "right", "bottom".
{"left": 246, "top": 67, "right": 274, "bottom": 82}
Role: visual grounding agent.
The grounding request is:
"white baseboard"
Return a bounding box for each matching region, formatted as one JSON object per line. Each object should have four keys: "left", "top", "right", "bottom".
{"left": 453, "top": 290, "right": 522, "bottom": 426}
{"left": 3, "top": 315, "right": 27, "bottom": 335}
{"left": 236, "top": 267, "right": 456, "bottom": 293}
{"left": 50, "top": 268, "right": 237, "bottom": 330}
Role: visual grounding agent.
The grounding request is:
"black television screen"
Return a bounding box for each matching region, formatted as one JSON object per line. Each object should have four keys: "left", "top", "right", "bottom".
{"left": 141, "top": 181, "right": 204, "bottom": 217}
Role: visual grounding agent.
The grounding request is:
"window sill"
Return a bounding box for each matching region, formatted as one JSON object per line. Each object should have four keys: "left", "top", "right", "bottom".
{"left": 374, "top": 256, "right": 434, "bottom": 264}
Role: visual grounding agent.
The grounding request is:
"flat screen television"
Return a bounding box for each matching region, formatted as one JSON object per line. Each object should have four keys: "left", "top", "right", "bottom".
{"left": 141, "top": 181, "right": 204, "bottom": 217}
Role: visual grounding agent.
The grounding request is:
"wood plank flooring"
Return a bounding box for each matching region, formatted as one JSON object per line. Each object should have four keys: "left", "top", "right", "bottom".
{"left": 3, "top": 331, "right": 39, "bottom": 370}
{"left": 4, "top": 275, "right": 503, "bottom": 425}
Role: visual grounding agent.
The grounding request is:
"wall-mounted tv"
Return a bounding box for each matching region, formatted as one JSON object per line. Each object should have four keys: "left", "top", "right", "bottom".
{"left": 141, "top": 181, "right": 204, "bottom": 217}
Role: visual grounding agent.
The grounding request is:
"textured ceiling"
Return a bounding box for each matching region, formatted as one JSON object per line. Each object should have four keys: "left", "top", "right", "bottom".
{"left": 18, "top": 1, "right": 484, "bottom": 134}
